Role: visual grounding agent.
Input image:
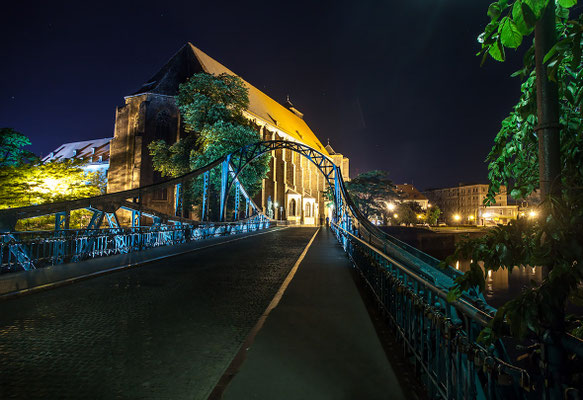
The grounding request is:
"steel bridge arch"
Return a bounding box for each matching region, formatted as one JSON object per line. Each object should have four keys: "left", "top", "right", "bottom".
{"left": 214, "top": 140, "right": 344, "bottom": 221}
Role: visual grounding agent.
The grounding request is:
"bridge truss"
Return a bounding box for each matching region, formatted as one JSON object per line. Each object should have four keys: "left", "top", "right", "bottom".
{"left": 0, "top": 140, "right": 581, "bottom": 398}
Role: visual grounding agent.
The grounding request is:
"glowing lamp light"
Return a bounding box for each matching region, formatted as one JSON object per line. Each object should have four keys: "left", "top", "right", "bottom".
{"left": 393, "top": 213, "right": 399, "bottom": 218}
{"left": 38, "top": 177, "right": 68, "bottom": 195}
{"left": 529, "top": 210, "right": 537, "bottom": 218}
{"left": 416, "top": 214, "right": 423, "bottom": 219}
{"left": 468, "top": 215, "right": 475, "bottom": 221}
{"left": 386, "top": 202, "right": 395, "bottom": 211}
{"left": 453, "top": 214, "right": 461, "bottom": 221}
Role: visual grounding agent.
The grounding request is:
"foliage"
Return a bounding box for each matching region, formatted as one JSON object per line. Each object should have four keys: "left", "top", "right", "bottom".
{"left": 444, "top": 194, "right": 583, "bottom": 341}
{"left": 425, "top": 205, "right": 442, "bottom": 226}
{"left": 148, "top": 73, "right": 270, "bottom": 215}
{"left": 478, "top": 0, "right": 583, "bottom": 203}
{"left": 344, "top": 170, "right": 397, "bottom": 220}
{"left": 444, "top": 0, "right": 583, "bottom": 343}
{"left": 0, "top": 158, "right": 105, "bottom": 209}
{"left": 15, "top": 209, "right": 97, "bottom": 231}
{"left": 0, "top": 128, "right": 36, "bottom": 166}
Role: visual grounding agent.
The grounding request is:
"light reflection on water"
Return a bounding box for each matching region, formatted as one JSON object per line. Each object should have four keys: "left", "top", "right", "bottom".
{"left": 454, "top": 259, "right": 543, "bottom": 308}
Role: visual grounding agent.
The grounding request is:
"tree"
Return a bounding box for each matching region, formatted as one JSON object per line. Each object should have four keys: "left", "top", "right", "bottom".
{"left": 0, "top": 128, "right": 36, "bottom": 166}
{"left": 0, "top": 159, "right": 105, "bottom": 209}
{"left": 344, "top": 170, "right": 398, "bottom": 221}
{"left": 149, "top": 73, "right": 270, "bottom": 217}
{"left": 444, "top": 0, "right": 582, "bottom": 379}
{"left": 425, "top": 205, "right": 442, "bottom": 226}
{"left": 393, "top": 202, "right": 417, "bottom": 225}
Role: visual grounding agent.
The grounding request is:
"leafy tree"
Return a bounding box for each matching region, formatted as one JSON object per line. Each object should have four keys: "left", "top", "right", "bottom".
{"left": 393, "top": 202, "right": 417, "bottom": 225}
{"left": 344, "top": 170, "right": 397, "bottom": 221}
{"left": 425, "top": 205, "right": 442, "bottom": 226}
{"left": 0, "top": 128, "right": 36, "bottom": 166}
{"left": 444, "top": 0, "right": 583, "bottom": 354}
{"left": 0, "top": 159, "right": 104, "bottom": 209}
{"left": 149, "top": 73, "right": 270, "bottom": 217}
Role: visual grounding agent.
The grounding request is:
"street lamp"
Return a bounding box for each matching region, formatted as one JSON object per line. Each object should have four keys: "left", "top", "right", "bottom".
{"left": 453, "top": 214, "right": 461, "bottom": 222}
{"left": 386, "top": 202, "right": 395, "bottom": 211}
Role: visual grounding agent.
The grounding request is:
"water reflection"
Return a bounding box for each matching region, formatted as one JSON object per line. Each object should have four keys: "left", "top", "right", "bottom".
{"left": 455, "top": 259, "right": 543, "bottom": 308}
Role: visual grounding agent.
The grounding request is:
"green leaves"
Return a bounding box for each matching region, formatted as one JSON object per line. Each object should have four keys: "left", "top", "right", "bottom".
{"left": 558, "top": 0, "right": 577, "bottom": 8}
{"left": 489, "top": 39, "right": 506, "bottom": 61}
{"left": 512, "top": 1, "right": 536, "bottom": 35}
{"left": 0, "top": 128, "right": 37, "bottom": 167}
{"left": 488, "top": 2, "right": 502, "bottom": 20}
{"left": 499, "top": 16, "right": 523, "bottom": 48}
{"left": 524, "top": 0, "right": 549, "bottom": 18}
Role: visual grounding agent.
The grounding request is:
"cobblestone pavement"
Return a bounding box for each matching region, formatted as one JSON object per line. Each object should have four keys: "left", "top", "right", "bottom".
{"left": 0, "top": 227, "right": 317, "bottom": 400}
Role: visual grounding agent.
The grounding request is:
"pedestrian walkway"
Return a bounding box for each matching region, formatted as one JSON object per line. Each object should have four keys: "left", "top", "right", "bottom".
{"left": 220, "top": 228, "right": 407, "bottom": 400}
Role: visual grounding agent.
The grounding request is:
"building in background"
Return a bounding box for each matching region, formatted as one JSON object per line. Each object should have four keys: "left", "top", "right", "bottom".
{"left": 43, "top": 137, "right": 112, "bottom": 175}
{"left": 45, "top": 43, "right": 349, "bottom": 224}
{"left": 395, "top": 183, "right": 428, "bottom": 210}
{"left": 324, "top": 140, "right": 350, "bottom": 182}
{"left": 423, "top": 183, "right": 515, "bottom": 225}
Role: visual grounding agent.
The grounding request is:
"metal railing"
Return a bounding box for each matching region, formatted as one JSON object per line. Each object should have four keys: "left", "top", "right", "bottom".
{"left": 332, "top": 222, "right": 537, "bottom": 399}
{"left": 1, "top": 215, "right": 270, "bottom": 273}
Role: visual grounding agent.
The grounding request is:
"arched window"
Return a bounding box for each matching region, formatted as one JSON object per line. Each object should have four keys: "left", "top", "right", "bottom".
{"left": 289, "top": 199, "right": 296, "bottom": 216}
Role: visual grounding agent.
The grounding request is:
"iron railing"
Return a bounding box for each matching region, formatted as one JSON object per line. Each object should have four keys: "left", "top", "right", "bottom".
{"left": 1, "top": 215, "right": 270, "bottom": 273}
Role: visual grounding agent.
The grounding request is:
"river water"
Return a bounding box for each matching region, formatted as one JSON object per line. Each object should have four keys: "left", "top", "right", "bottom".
{"left": 453, "top": 259, "right": 542, "bottom": 308}
{"left": 380, "top": 226, "right": 543, "bottom": 308}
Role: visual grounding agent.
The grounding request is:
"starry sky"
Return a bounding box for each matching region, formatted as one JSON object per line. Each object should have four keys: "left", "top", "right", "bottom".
{"left": 1, "top": 0, "right": 528, "bottom": 190}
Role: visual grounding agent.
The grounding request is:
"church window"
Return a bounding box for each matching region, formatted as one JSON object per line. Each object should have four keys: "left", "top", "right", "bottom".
{"left": 289, "top": 199, "right": 296, "bottom": 216}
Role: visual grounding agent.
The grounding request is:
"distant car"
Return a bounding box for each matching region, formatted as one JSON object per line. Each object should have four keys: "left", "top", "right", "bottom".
{"left": 438, "top": 223, "right": 447, "bottom": 226}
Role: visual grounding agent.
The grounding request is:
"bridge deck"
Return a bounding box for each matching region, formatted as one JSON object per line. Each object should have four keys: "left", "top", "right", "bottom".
{"left": 0, "top": 227, "right": 407, "bottom": 399}
{"left": 220, "top": 227, "right": 406, "bottom": 400}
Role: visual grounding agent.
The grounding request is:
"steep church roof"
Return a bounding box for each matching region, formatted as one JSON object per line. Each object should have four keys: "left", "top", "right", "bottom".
{"left": 133, "top": 43, "right": 329, "bottom": 155}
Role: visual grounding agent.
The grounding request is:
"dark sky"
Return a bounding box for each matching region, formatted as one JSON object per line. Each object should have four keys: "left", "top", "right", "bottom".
{"left": 1, "top": 0, "right": 526, "bottom": 190}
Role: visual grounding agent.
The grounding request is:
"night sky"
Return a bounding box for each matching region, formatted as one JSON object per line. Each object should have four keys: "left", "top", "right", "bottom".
{"left": 1, "top": 0, "right": 527, "bottom": 190}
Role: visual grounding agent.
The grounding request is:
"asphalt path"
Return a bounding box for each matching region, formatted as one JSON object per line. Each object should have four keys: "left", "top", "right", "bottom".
{"left": 0, "top": 227, "right": 317, "bottom": 400}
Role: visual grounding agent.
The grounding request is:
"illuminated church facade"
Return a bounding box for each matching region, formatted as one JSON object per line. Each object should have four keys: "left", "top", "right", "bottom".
{"left": 105, "top": 43, "right": 349, "bottom": 223}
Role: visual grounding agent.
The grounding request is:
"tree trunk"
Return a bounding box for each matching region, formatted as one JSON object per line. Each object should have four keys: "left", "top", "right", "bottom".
{"left": 535, "top": 2, "right": 561, "bottom": 198}
{"left": 534, "top": 3, "right": 564, "bottom": 398}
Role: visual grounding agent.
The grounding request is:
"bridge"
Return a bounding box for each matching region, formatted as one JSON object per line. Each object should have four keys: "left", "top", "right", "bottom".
{"left": 0, "top": 141, "right": 581, "bottom": 399}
